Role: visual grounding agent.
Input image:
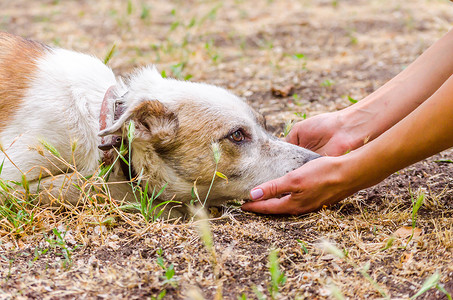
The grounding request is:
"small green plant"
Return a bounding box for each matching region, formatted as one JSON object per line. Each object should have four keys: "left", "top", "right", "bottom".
{"left": 296, "top": 239, "right": 309, "bottom": 254}
{"left": 140, "top": 4, "right": 151, "bottom": 20}
{"left": 187, "top": 17, "right": 196, "bottom": 28}
{"left": 380, "top": 236, "right": 395, "bottom": 251}
{"left": 205, "top": 39, "right": 221, "bottom": 64}
{"left": 0, "top": 179, "right": 37, "bottom": 236}
{"left": 347, "top": 29, "right": 358, "bottom": 45}
{"left": 411, "top": 271, "right": 452, "bottom": 300}
{"left": 192, "top": 143, "right": 228, "bottom": 209}
{"left": 292, "top": 93, "right": 303, "bottom": 106}
{"left": 198, "top": 3, "right": 222, "bottom": 26}
{"left": 0, "top": 255, "right": 14, "bottom": 281}
{"left": 347, "top": 95, "right": 358, "bottom": 104}
{"left": 156, "top": 248, "right": 177, "bottom": 287}
{"left": 292, "top": 53, "right": 308, "bottom": 70}
{"left": 321, "top": 79, "right": 334, "bottom": 88}
{"left": 283, "top": 120, "right": 295, "bottom": 137}
{"left": 44, "top": 227, "right": 79, "bottom": 269}
{"left": 294, "top": 112, "right": 307, "bottom": 119}
{"left": 32, "top": 247, "right": 49, "bottom": 264}
{"left": 411, "top": 193, "right": 424, "bottom": 229}
{"left": 168, "top": 62, "right": 192, "bottom": 80}
{"left": 121, "top": 182, "right": 172, "bottom": 223}
{"left": 126, "top": 0, "right": 133, "bottom": 15}
{"left": 404, "top": 193, "right": 424, "bottom": 248}
{"left": 268, "top": 248, "right": 287, "bottom": 299}
{"left": 115, "top": 121, "right": 179, "bottom": 222}
{"left": 169, "top": 9, "right": 180, "bottom": 31}
{"left": 292, "top": 53, "right": 305, "bottom": 60}
{"left": 151, "top": 290, "right": 167, "bottom": 300}
{"left": 320, "top": 240, "right": 389, "bottom": 299}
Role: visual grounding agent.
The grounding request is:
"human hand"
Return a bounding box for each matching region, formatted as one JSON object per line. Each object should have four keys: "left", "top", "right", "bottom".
{"left": 286, "top": 111, "right": 361, "bottom": 156}
{"left": 241, "top": 156, "right": 357, "bottom": 215}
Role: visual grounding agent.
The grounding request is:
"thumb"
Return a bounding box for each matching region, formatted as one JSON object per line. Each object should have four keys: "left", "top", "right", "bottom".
{"left": 285, "top": 124, "right": 300, "bottom": 145}
{"left": 250, "top": 173, "right": 296, "bottom": 201}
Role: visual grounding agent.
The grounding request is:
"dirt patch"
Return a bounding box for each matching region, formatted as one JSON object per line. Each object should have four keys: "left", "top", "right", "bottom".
{"left": 1, "top": 0, "right": 453, "bottom": 299}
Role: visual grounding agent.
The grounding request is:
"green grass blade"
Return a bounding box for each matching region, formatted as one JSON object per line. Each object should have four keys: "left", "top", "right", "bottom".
{"left": 436, "top": 284, "right": 452, "bottom": 300}
{"left": 0, "top": 158, "right": 4, "bottom": 175}
{"left": 411, "top": 272, "right": 440, "bottom": 299}
{"left": 39, "top": 139, "right": 61, "bottom": 158}
{"left": 103, "top": 43, "right": 116, "bottom": 65}
{"left": 154, "top": 183, "right": 168, "bottom": 199}
{"left": 412, "top": 193, "right": 424, "bottom": 227}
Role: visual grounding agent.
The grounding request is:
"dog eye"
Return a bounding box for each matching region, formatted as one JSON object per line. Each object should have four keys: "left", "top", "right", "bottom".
{"left": 228, "top": 130, "right": 245, "bottom": 143}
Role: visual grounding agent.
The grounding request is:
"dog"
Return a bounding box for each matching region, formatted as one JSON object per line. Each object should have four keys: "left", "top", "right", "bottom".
{"left": 0, "top": 32, "right": 320, "bottom": 217}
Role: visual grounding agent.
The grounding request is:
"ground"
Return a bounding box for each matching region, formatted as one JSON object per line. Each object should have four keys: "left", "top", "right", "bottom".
{"left": 0, "top": 0, "right": 453, "bottom": 299}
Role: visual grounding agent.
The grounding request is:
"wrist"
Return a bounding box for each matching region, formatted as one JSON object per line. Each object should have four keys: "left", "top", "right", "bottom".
{"left": 333, "top": 152, "right": 373, "bottom": 197}
{"left": 334, "top": 105, "right": 377, "bottom": 151}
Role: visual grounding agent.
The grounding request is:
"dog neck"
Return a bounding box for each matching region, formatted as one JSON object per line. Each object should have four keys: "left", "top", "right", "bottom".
{"left": 98, "top": 85, "right": 137, "bottom": 181}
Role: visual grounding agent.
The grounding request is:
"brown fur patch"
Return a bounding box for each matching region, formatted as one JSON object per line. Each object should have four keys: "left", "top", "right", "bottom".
{"left": 158, "top": 101, "right": 244, "bottom": 184}
{"left": 131, "top": 100, "right": 179, "bottom": 150}
{"left": 0, "top": 32, "right": 48, "bottom": 131}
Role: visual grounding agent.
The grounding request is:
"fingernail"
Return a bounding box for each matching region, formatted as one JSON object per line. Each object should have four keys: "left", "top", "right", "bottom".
{"left": 250, "top": 188, "right": 264, "bottom": 200}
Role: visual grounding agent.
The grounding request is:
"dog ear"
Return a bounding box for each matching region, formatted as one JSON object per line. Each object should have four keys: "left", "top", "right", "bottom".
{"left": 99, "top": 100, "right": 178, "bottom": 146}
{"left": 130, "top": 100, "right": 179, "bottom": 145}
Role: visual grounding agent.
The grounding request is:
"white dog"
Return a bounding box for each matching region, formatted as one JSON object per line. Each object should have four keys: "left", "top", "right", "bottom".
{"left": 0, "top": 32, "right": 319, "bottom": 215}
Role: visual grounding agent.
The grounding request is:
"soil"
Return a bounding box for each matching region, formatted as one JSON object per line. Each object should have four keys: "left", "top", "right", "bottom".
{"left": 0, "top": 0, "right": 453, "bottom": 299}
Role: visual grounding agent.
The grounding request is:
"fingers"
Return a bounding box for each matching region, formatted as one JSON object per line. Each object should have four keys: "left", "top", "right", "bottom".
{"left": 285, "top": 126, "right": 299, "bottom": 145}
{"left": 249, "top": 173, "right": 299, "bottom": 202}
{"left": 242, "top": 194, "right": 302, "bottom": 215}
{"left": 242, "top": 194, "right": 319, "bottom": 215}
{"left": 285, "top": 121, "right": 320, "bottom": 151}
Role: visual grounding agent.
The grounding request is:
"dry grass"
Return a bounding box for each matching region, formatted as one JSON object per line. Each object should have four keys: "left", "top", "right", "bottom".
{"left": 1, "top": 0, "right": 453, "bottom": 299}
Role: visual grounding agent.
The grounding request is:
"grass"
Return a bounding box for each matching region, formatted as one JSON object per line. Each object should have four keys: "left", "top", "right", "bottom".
{"left": 282, "top": 120, "right": 295, "bottom": 137}
{"left": 1, "top": 0, "right": 453, "bottom": 298}
{"left": 347, "top": 95, "right": 358, "bottom": 104}
{"left": 103, "top": 43, "right": 117, "bottom": 65}
{"left": 191, "top": 142, "right": 228, "bottom": 211}
{"left": 155, "top": 247, "right": 178, "bottom": 300}
{"left": 119, "top": 182, "right": 171, "bottom": 223}
{"left": 411, "top": 272, "right": 452, "bottom": 300}
{"left": 320, "top": 240, "right": 389, "bottom": 299}
{"left": 268, "top": 248, "right": 287, "bottom": 299}
{"left": 404, "top": 192, "right": 425, "bottom": 248}
{"left": 44, "top": 227, "right": 80, "bottom": 269}
{"left": 193, "top": 208, "right": 222, "bottom": 300}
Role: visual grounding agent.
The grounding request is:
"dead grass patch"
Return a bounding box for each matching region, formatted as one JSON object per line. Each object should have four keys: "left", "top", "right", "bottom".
{"left": 1, "top": 0, "right": 453, "bottom": 299}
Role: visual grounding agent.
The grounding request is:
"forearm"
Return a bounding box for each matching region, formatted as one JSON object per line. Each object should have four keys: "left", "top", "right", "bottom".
{"left": 341, "top": 28, "right": 453, "bottom": 145}
{"left": 344, "top": 74, "right": 453, "bottom": 191}
{"left": 243, "top": 75, "right": 453, "bottom": 215}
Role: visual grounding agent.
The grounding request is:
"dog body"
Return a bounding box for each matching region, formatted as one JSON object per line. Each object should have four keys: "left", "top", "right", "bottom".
{"left": 0, "top": 32, "right": 319, "bottom": 214}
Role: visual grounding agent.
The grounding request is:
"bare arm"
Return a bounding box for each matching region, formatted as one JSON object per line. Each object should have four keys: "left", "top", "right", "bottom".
{"left": 288, "top": 28, "right": 453, "bottom": 156}
{"left": 243, "top": 66, "right": 453, "bottom": 215}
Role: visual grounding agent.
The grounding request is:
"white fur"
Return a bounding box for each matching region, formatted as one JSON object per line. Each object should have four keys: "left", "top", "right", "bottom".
{"left": 0, "top": 42, "right": 320, "bottom": 213}
{"left": 0, "top": 48, "right": 116, "bottom": 181}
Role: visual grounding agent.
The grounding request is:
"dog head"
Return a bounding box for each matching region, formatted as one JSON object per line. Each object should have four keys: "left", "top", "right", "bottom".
{"left": 100, "top": 67, "right": 320, "bottom": 206}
